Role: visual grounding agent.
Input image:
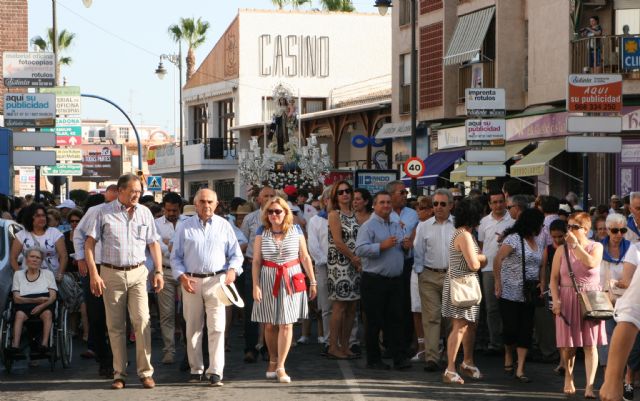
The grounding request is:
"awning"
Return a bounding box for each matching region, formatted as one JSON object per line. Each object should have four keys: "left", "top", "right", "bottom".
{"left": 444, "top": 7, "right": 495, "bottom": 66}
{"left": 450, "top": 142, "right": 530, "bottom": 182}
{"left": 375, "top": 121, "right": 412, "bottom": 140}
{"left": 403, "top": 149, "right": 465, "bottom": 186}
{"left": 510, "top": 139, "right": 566, "bottom": 177}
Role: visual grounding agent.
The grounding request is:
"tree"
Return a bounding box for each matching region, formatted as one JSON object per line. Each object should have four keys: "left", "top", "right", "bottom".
{"left": 168, "top": 17, "right": 211, "bottom": 81}
{"left": 30, "top": 28, "right": 75, "bottom": 86}
{"left": 272, "top": 0, "right": 287, "bottom": 8}
{"left": 319, "top": 0, "right": 354, "bottom": 11}
{"left": 272, "top": 0, "right": 312, "bottom": 9}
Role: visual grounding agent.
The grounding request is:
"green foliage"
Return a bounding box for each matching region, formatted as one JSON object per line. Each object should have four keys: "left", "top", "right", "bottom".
{"left": 30, "top": 28, "right": 75, "bottom": 66}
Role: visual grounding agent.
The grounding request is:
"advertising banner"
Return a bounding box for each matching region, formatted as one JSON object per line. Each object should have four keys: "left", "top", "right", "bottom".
{"left": 622, "top": 37, "right": 640, "bottom": 71}
{"left": 2, "top": 52, "right": 55, "bottom": 88}
{"left": 40, "top": 86, "right": 81, "bottom": 115}
{"left": 3, "top": 93, "right": 56, "bottom": 128}
{"left": 354, "top": 169, "right": 399, "bottom": 194}
{"left": 465, "top": 119, "right": 506, "bottom": 146}
{"left": 567, "top": 74, "right": 622, "bottom": 113}
{"left": 42, "top": 117, "right": 82, "bottom": 145}
{"left": 465, "top": 88, "right": 505, "bottom": 117}
{"left": 74, "top": 144, "right": 122, "bottom": 182}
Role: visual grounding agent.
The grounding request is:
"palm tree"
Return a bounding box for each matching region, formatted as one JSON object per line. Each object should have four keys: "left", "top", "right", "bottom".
{"left": 30, "top": 28, "right": 75, "bottom": 86}
{"left": 291, "top": 0, "right": 311, "bottom": 8}
{"left": 319, "top": 0, "right": 354, "bottom": 11}
{"left": 272, "top": 0, "right": 287, "bottom": 8}
{"left": 168, "top": 17, "right": 211, "bottom": 81}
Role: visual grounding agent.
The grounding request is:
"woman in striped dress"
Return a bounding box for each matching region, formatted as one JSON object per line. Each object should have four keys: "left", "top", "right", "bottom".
{"left": 252, "top": 196, "right": 317, "bottom": 383}
{"left": 442, "top": 198, "right": 486, "bottom": 384}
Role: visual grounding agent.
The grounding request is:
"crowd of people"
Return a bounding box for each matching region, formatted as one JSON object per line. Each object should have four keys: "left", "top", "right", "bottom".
{"left": 5, "top": 175, "right": 640, "bottom": 400}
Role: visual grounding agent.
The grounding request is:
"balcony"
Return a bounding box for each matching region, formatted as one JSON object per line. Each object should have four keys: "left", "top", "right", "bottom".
{"left": 571, "top": 35, "right": 640, "bottom": 76}
{"left": 148, "top": 138, "right": 238, "bottom": 176}
{"left": 457, "top": 61, "right": 495, "bottom": 104}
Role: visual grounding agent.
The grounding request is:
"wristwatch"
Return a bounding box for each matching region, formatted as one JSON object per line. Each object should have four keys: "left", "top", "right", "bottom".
{"left": 154, "top": 270, "right": 163, "bottom": 275}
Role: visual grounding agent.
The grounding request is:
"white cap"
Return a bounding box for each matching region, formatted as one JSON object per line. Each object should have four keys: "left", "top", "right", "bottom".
{"left": 56, "top": 199, "right": 76, "bottom": 209}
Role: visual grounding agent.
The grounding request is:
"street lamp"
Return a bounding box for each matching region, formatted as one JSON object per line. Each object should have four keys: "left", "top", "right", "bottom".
{"left": 154, "top": 43, "right": 184, "bottom": 198}
{"left": 375, "top": 0, "right": 418, "bottom": 195}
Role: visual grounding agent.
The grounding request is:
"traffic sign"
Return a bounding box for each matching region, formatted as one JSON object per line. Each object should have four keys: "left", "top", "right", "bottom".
{"left": 403, "top": 157, "right": 425, "bottom": 179}
{"left": 41, "top": 163, "right": 83, "bottom": 176}
{"left": 42, "top": 117, "right": 82, "bottom": 145}
{"left": 147, "top": 176, "right": 162, "bottom": 191}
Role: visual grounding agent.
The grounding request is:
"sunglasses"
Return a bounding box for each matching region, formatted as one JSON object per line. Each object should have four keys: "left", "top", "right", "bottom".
{"left": 433, "top": 201, "right": 448, "bottom": 207}
{"left": 568, "top": 224, "right": 583, "bottom": 231}
{"left": 267, "top": 209, "right": 284, "bottom": 215}
{"left": 337, "top": 188, "right": 352, "bottom": 196}
{"left": 609, "top": 227, "right": 628, "bottom": 234}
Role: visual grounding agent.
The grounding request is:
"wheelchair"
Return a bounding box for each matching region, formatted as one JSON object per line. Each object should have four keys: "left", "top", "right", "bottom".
{"left": 0, "top": 294, "right": 72, "bottom": 373}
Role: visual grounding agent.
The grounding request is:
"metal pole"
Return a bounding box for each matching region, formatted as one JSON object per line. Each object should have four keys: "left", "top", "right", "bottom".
{"left": 410, "top": 0, "right": 418, "bottom": 195}
{"left": 178, "top": 42, "right": 185, "bottom": 198}
{"left": 583, "top": 152, "right": 589, "bottom": 211}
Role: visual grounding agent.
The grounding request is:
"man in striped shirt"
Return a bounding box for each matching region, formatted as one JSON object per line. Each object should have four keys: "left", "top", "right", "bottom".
{"left": 85, "top": 174, "right": 164, "bottom": 390}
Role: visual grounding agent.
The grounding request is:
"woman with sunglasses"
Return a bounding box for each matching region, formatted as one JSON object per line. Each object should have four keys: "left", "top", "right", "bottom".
{"left": 251, "top": 196, "right": 317, "bottom": 383}
{"left": 326, "top": 180, "right": 361, "bottom": 360}
{"left": 597, "top": 213, "right": 639, "bottom": 397}
{"left": 549, "top": 212, "right": 605, "bottom": 398}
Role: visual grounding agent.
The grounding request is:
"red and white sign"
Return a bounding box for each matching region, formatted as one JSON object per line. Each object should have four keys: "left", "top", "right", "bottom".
{"left": 56, "top": 135, "right": 82, "bottom": 146}
{"left": 567, "top": 74, "right": 622, "bottom": 113}
{"left": 403, "top": 157, "right": 425, "bottom": 179}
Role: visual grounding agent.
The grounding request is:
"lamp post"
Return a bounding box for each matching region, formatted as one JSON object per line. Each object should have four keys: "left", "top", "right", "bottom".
{"left": 376, "top": 0, "right": 418, "bottom": 196}
{"left": 155, "top": 42, "right": 184, "bottom": 198}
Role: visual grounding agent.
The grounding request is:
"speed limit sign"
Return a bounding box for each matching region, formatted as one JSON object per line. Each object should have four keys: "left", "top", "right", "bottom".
{"left": 403, "top": 157, "right": 425, "bottom": 179}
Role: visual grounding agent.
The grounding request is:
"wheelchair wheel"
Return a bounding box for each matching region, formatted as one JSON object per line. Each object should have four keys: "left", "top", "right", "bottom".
{"left": 58, "top": 307, "right": 72, "bottom": 368}
{"left": 0, "top": 317, "right": 12, "bottom": 374}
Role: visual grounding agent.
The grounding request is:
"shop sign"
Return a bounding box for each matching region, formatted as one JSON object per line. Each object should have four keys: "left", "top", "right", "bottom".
{"left": 40, "top": 86, "right": 81, "bottom": 115}
{"left": 511, "top": 163, "right": 545, "bottom": 178}
{"left": 354, "top": 169, "right": 399, "bottom": 194}
{"left": 3, "top": 93, "right": 56, "bottom": 128}
{"left": 55, "top": 148, "right": 83, "bottom": 162}
{"left": 622, "top": 38, "right": 640, "bottom": 70}
{"left": 465, "top": 119, "right": 506, "bottom": 146}
{"left": 437, "top": 126, "right": 466, "bottom": 150}
{"left": 2, "top": 52, "right": 55, "bottom": 87}
{"left": 567, "top": 74, "right": 622, "bottom": 113}
{"left": 465, "top": 88, "right": 505, "bottom": 117}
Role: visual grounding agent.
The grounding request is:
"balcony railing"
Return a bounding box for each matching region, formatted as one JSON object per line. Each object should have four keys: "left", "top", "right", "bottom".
{"left": 400, "top": 84, "right": 411, "bottom": 114}
{"left": 203, "top": 137, "right": 238, "bottom": 160}
{"left": 571, "top": 34, "right": 640, "bottom": 75}
{"left": 458, "top": 61, "right": 495, "bottom": 104}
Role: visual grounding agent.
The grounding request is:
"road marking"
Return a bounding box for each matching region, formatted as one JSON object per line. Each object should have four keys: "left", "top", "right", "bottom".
{"left": 337, "top": 360, "right": 366, "bottom": 401}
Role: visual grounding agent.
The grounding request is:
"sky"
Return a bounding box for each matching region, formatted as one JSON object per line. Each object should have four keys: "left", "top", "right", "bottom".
{"left": 28, "top": 0, "right": 374, "bottom": 137}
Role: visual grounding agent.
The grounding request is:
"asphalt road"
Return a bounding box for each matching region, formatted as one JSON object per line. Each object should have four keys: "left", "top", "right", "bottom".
{"left": 0, "top": 318, "right": 601, "bottom": 401}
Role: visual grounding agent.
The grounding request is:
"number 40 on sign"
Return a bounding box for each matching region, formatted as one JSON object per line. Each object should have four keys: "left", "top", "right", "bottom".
{"left": 403, "top": 157, "right": 425, "bottom": 179}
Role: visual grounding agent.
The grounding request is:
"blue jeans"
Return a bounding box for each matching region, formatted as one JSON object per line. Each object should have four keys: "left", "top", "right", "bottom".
{"left": 598, "top": 319, "right": 640, "bottom": 370}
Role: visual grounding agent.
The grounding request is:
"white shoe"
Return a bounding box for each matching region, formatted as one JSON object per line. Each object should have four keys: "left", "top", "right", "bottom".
{"left": 296, "top": 336, "right": 309, "bottom": 345}
{"left": 411, "top": 351, "right": 425, "bottom": 362}
{"left": 266, "top": 371, "right": 276, "bottom": 379}
{"left": 276, "top": 368, "right": 291, "bottom": 383}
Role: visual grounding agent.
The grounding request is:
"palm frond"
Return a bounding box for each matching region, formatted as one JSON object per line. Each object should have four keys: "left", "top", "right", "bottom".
{"left": 30, "top": 36, "right": 49, "bottom": 51}
{"left": 59, "top": 56, "right": 72, "bottom": 66}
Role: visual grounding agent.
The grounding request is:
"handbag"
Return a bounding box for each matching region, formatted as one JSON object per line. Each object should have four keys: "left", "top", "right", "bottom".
{"left": 564, "top": 244, "right": 614, "bottom": 320}
{"left": 449, "top": 235, "right": 482, "bottom": 307}
{"left": 291, "top": 272, "right": 307, "bottom": 293}
{"left": 521, "top": 237, "right": 541, "bottom": 305}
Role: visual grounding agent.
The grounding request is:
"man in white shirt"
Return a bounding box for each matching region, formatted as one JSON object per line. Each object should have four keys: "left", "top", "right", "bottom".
{"left": 155, "top": 192, "right": 185, "bottom": 365}
{"left": 307, "top": 187, "right": 331, "bottom": 346}
{"left": 413, "top": 188, "right": 455, "bottom": 371}
{"left": 478, "top": 190, "right": 512, "bottom": 354}
{"left": 626, "top": 192, "right": 640, "bottom": 244}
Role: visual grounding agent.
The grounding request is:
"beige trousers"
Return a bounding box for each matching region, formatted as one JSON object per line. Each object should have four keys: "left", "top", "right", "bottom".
{"left": 157, "top": 269, "right": 179, "bottom": 355}
{"left": 182, "top": 276, "right": 226, "bottom": 378}
{"left": 101, "top": 265, "right": 153, "bottom": 380}
{"left": 419, "top": 269, "right": 446, "bottom": 364}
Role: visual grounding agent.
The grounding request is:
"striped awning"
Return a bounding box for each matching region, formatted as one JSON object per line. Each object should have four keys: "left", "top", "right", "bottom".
{"left": 444, "top": 7, "right": 495, "bottom": 66}
{"left": 510, "top": 139, "right": 566, "bottom": 178}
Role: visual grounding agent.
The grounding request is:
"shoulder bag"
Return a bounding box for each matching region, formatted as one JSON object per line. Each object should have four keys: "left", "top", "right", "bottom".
{"left": 564, "top": 244, "right": 613, "bottom": 320}
{"left": 521, "top": 236, "right": 541, "bottom": 305}
{"left": 449, "top": 233, "right": 482, "bottom": 307}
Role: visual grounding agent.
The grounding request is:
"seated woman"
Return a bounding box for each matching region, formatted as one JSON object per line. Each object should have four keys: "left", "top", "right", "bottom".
{"left": 10, "top": 248, "right": 58, "bottom": 354}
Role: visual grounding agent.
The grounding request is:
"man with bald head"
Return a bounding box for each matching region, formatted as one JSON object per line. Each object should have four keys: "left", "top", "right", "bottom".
{"left": 240, "top": 186, "right": 276, "bottom": 362}
{"left": 171, "top": 189, "right": 243, "bottom": 387}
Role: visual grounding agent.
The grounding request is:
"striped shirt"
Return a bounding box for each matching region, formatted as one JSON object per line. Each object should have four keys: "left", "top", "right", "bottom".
{"left": 85, "top": 199, "right": 160, "bottom": 267}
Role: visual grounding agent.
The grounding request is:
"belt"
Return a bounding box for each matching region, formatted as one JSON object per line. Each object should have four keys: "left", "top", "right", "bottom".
{"left": 424, "top": 266, "right": 447, "bottom": 273}
{"left": 102, "top": 263, "right": 143, "bottom": 271}
{"left": 263, "top": 259, "right": 300, "bottom": 297}
{"left": 185, "top": 271, "right": 221, "bottom": 278}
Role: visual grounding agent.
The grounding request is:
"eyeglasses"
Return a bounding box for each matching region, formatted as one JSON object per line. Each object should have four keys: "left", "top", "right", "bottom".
{"left": 337, "top": 188, "right": 352, "bottom": 196}
{"left": 433, "top": 201, "right": 448, "bottom": 207}
{"left": 568, "top": 224, "right": 583, "bottom": 231}
{"left": 609, "top": 227, "right": 628, "bottom": 234}
{"left": 267, "top": 209, "right": 284, "bottom": 215}
{"left": 69, "top": 219, "right": 81, "bottom": 224}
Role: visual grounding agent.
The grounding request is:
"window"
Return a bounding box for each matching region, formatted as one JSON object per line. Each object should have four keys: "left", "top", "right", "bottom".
{"left": 218, "top": 99, "right": 234, "bottom": 153}
{"left": 214, "top": 179, "right": 235, "bottom": 202}
{"left": 616, "top": 9, "right": 640, "bottom": 34}
{"left": 302, "top": 98, "right": 325, "bottom": 113}
{"left": 399, "top": 0, "right": 411, "bottom": 26}
{"left": 118, "top": 127, "right": 129, "bottom": 141}
{"left": 193, "top": 104, "right": 208, "bottom": 144}
{"left": 400, "top": 53, "right": 411, "bottom": 114}
{"left": 189, "top": 181, "right": 208, "bottom": 197}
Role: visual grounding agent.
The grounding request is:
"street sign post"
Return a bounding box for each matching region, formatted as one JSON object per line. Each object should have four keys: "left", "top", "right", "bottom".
{"left": 403, "top": 157, "right": 425, "bottom": 179}
{"left": 41, "top": 163, "right": 83, "bottom": 176}
{"left": 13, "top": 150, "right": 56, "bottom": 166}
{"left": 55, "top": 148, "right": 83, "bottom": 162}
{"left": 147, "top": 176, "right": 162, "bottom": 192}
{"left": 12, "top": 132, "right": 56, "bottom": 147}
{"left": 465, "top": 88, "right": 506, "bottom": 117}
{"left": 465, "top": 119, "right": 506, "bottom": 146}
{"left": 566, "top": 136, "right": 622, "bottom": 153}
{"left": 2, "top": 52, "right": 55, "bottom": 88}
{"left": 42, "top": 117, "right": 82, "bottom": 146}
{"left": 466, "top": 164, "right": 507, "bottom": 177}
{"left": 3, "top": 93, "right": 56, "bottom": 128}
{"left": 40, "top": 86, "right": 81, "bottom": 115}
{"left": 567, "top": 116, "right": 622, "bottom": 133}
{"left": 465, "top": 149, "right": 507, "bottom": 163}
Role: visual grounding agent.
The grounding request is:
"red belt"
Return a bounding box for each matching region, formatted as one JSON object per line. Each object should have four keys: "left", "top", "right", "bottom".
{"left": 263, "top": 259, "right": 300, "bottom": 297}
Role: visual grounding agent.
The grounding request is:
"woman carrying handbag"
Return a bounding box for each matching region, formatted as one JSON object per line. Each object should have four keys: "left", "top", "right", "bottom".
{"left": 549, "top": 212, "right": 606, "bottom": 398}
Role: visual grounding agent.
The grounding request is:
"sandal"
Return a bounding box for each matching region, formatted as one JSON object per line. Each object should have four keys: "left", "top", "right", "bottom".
{"left": 504, "top": 365, "right": 514, "bottom": 376}
{"left": 515, "top": 374, "right": 531, "bottom": 383}
{"left": 460, "top": 362, "right": 482, "bottom": 379}
{"left": 276, "top": 368, "right": 291, "bottom": 383}
{"left": 442, "top": 369, "right": 465, "bottom": 384}
{"left": 266, "top": 361, "right": 277, "bottom": 379}
{"left": 411, "top": 350, "right": 425, "bottom": 362}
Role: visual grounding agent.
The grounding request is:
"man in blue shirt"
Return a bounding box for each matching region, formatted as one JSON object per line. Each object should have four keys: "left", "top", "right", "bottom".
{"left": 171, "top": 188, "right": 244, "bottom": 387}
{"left": 356, "top": 191, "right": 412, "bottom": 370}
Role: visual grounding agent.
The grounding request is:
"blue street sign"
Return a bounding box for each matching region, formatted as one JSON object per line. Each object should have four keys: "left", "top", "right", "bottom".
{"left": 147, "top": 175, "right": 162, "bottom": 192}
{"left": 622, "top": 37, "right": 640, "bottom": 70}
